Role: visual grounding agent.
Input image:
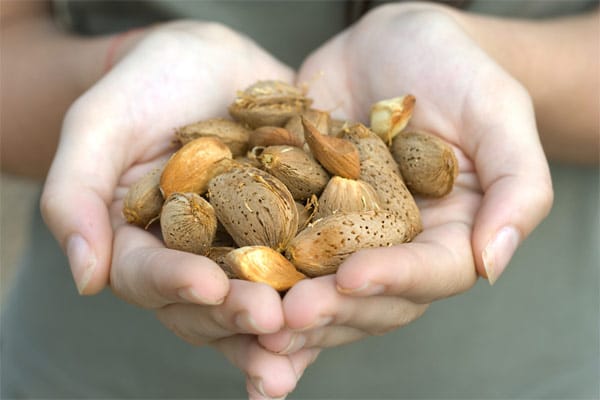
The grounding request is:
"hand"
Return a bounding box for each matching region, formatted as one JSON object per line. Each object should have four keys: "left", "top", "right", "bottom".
{"left": 40, "top": 22, "right": 314, "bottom": 398}
{"left": 260, "top": 4, "right": 553, "bottom": 357}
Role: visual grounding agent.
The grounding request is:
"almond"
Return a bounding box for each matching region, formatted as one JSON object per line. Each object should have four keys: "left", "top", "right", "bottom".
{"left": 228, "top": 80, "right": 312, "bottom": 128}
{"left": 225, "top": 246, "right": 306, "bottom": 291}
{"left": 205, "top": 246, "right": 238, "bottom": 278}
{"left": 122, "top": 165, "right": 164, "bottom": 228}
{"left": 370, "top": 95, "right": 415, "bottom": 144}
{"left": 249, "top": 126, "right": 303, "bottom": 148}
{"left": 175, "top": 118, "right": 250, "bottom": 157}
{"left": 316, "top": 177, "right": 381, "bottom": 219}
{"left": 257, "top": 145, "right": 330, "bottom": 201}
{"left": 160, "top": 193, "right": 217, "bottom": 255}
{"left": 296, "top": 195, "right": 318, "bottom": 233}
{"left": 208, "top": 165, "right": 298, "bottom": 251}
{"left": 160, "top": 137, "right": 232, "bottom": 198}
{"left": 391, "top": 130, "right": 458, "bottom": 197}
{"left": 302, "top": 117, "right": 361, "bottom": 180}
{"left": 286, "top": 210, "right": 414, "bottom": 277}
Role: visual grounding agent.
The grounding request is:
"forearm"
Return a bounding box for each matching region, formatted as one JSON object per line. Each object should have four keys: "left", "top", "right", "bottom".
{"left": 0, "top": 3, "right": 143, "bottom": 179}
{"left": 450, "top": 8, "right": 599, "bottom": 164}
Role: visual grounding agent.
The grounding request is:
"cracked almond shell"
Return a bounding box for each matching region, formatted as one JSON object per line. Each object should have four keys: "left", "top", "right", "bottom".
{"left": 122, "top": 165, "right": 164, "bottom": 228}
{"left": 175, "top": 118, "right": 250, "bottom": 157}
{"left": 316, "top": 177, "right": 381, "bottom": 219}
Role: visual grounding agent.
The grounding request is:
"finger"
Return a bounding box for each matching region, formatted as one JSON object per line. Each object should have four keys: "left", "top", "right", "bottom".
{"left": 111, "top": 224, "right": 229, "bottom": 308}
{"left": 155, "top": 280, "right": 284, "bottom": 344}
{"left": 278, "top": 276, "right": 429, "bottom": 337}
{"left": 260, "top": 325, "right": 366, "bottom": 354}
{"left": 463, "top": 84, "right": 553, "bottom": 284}
{"left": 214, "top": 335, "right": 318, "bottom": 399}
{"left": 40, "top": 105, "right": 128, "bottom": 295}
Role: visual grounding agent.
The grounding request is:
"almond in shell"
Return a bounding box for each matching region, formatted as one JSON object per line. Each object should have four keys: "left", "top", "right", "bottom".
{"left": 160, "top": 193, "right": 217, "bottom": 255}
{"left": 257, "top": 145, "right": 330, "bottom": 201}
{"left": 122, "top": 165, "right": 164, "bottom": 228}
{"left": 208, "top": 165, "right": 298, "bottom": 251}
{"left": 370, "top": 95, "right": 415, "bottom": 144}
{"left": 175, "top": 118, "right": 250, "bottom": 157}
{"left": 316, "top": 177, "right": 381, "bottom": 219}
{"left": 391, "top": 130, "right": 458, "bottom": 197}
{"left": 286, "top": 210, "right": 414, "bottom": 277}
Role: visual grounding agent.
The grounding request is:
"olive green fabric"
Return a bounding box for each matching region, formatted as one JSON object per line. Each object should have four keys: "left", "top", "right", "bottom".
{"left": 3, "top": 1, "right": 599, "bottom": 398}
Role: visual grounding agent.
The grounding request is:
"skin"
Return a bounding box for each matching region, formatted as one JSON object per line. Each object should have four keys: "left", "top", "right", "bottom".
{"left": 1, "top": 1, "right": 598, "bottom": 398}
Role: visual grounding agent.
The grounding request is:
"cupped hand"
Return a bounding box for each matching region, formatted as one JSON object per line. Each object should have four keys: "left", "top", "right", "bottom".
{"left": 260, "top": 3, "right": 553, "bottom": 356}
{"left": 40, "top": 22, "right": 313, "bottom": 398}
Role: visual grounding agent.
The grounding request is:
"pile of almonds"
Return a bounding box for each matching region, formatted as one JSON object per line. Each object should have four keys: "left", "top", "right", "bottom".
{"left": 123, "top": 81, "right": 458, "bottom": 291}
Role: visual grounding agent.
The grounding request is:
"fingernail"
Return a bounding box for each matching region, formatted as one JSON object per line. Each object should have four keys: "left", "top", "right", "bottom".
{"left": 337, "top": 281, "right": 385, "bottom": 296}
{"left": 178, "top": 287, "right": 224, "bottom": 305}
{"left": 66, "top": 234, "right": 96, "bottom": 294}
{"left": 235, "top": 312, "right": 270, "bottom": 334}
{"left": 482, "top": 226, "right": 520, "bottom": 285}
{"left": 279, "top": 333, "right": 306, "bottom": 355}
{"left": 250, "top": 376, "right": 267, "bottom": 397}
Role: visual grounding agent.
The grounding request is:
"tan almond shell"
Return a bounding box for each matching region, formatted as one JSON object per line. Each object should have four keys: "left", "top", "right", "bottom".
{"left": 302, "top": 118, "right": 361, "bottom": 180}
{"left": 284, "top": 115, "right": 306, "bottom": 145}
{"left": 160, "top": 137, "right": 232, "bottom": 198}
{"left": 391, "top": 130, "right": 458, "bottom": 197}
{"left": 249, "top": 126, "right": 304, "bottom": 148}
{"left": 208, "top": 166, "right": 298, "bottom": 251}
{"left": 122, "top": 166, "right": 164, "bottom": 228}
{"left": 225, "top": 246, "right": 306, "bottom": 291}
{"left": 302, "top": 108, "right": 330, "bottom": 136}
{"left": 316, "top": 177, "right": 381, "bottom": 219}
{"left": 341, "top": 123, "right": 402, "bottom": 176}
{"left": 228, "top": 81, "right": 312, "bottom": 128}
{"left": 160, "top": 193, "right": 217, "bottom": 255}
{"left": 257, "top": 145, "right": 330, "bottom": 201}
{"left": 286, "top": 210, "right": 414, "bottom": 277}
{"left": 205, "top": 246, "right": 238, "bottom": 278}
{"left": 295, "top": 195, "right": 318, "bottom": 233}
{"left": 175, "top": 118, "right": 250, "bottom": 157}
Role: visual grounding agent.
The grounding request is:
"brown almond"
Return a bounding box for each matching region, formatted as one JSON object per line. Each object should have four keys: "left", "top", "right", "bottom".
{"left": 249, "top": 126, "right": 303, "bottom": 148}
{"left": 160, "top": 137, "right": 232, "bottom": 198}
{"left": 342, "top": 123, "right": 402, "bottom": 175}
{"left": 205, "top": 246, "right": 238, "bottom": 278}
{"left": 225, "top": 246, "right": 306, "bottom": 291}
{"left": 228, "top": 80, "right": 312, "bottom": 128}
{"left": 370, "top": 95, "right": 416, "bottom": 144}
{"left": 316, "top": 177, "right": 381, "bottom": 219}
{"left": 160, "top": 193, "right": 217, "bottom": 255}
{"left": 257, "top": 145, "right": 330, "bottom": 201}
{"left": 286, "top": 210, "right": 414, "bottom": 277}
{"left": 208, "top": 166, "right": 298, "bottom": 251}
{"left": 391, "top": 130, "right": 458, "bottom": 197}
{"left": 175, "top": 118, "right": 250, "bottom": 157}
{"left": 122, "top": 165, "right": 164, "bottom": 228}
{"left": 302, "top": 117, "right": 361, "bottom": 180}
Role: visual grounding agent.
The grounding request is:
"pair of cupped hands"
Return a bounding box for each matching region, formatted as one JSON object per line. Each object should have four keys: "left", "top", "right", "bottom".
{"left": 41, "top": 4, "right": 552, "bottom": 399}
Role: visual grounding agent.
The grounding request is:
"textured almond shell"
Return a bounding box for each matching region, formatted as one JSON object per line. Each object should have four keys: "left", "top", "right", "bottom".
{"left": 175, "top": 118, "right": 250, "bottom": 157}
{"left": 342, "top": 124, "right": 422, "bottom": 236}
{"left": 295, "top": 195, "right": 318, "bottom": 233}
{"left": 160, "top": 193, "right": 217, "bottom": 255}
{"left": 122, "top": 166, "right": 164, "bottom": 228}
{"left": 286, "top": 210, "right": 413, "bottom": 277}
{"left": 258, "top": 145, "right": 330, "bottom": 201}
{"left": 391, "top": 130, "right": 458, "bottom": 197}
{"left": 208, "top": 166, "right": 298, "bottom": 251}
{"left": 225, "top": 246, "right": 306, "bottom": 291}
{"left": 228, "top": 81, "right": 311, "bottom": 128}
{"left": 316, "top": 177, "right": 381, "bottom": 219}
{"left": 160, "top": 137, "right": 232, "bottom": 198}
{"left": 249, "top": 126, "right": 304, "bottom": 148}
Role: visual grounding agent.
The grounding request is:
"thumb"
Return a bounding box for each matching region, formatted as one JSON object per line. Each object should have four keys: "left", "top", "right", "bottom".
{"left": 41, "top": 107, "right": 122, "bottom": 295}
{"left": 468, "top": 88, "right": 554, "bottom": 285}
